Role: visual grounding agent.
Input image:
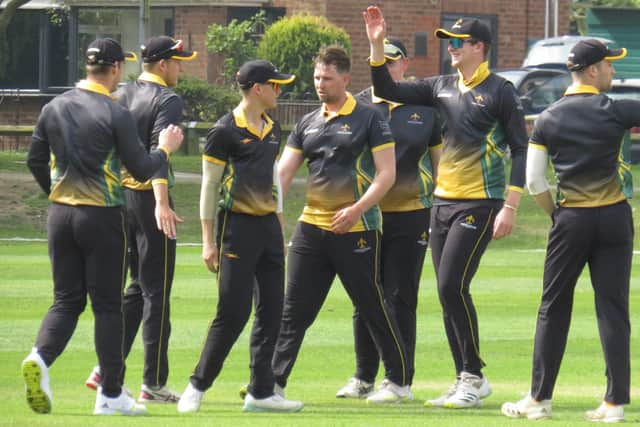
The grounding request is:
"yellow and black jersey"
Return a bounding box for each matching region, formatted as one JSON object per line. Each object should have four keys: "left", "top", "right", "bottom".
{"left": 116, "top": 72, "right": 183, "bottom": 190}
{"left": 203, "top": 107, "right": 281, "bottom": 216}
{"left": 356, "top": 87, "right": 441, "bottom": 212}
{"left": 531, "top": 84, "right": 639, "bottom": 207}
{"left": 286, "top": 93, "right": 395, "bottom": 231}
{"left": 371, "top": 61, "right": 527, "bottom": 201}
{"left": 27, "top": 80, "right": 168, "bottom": 207}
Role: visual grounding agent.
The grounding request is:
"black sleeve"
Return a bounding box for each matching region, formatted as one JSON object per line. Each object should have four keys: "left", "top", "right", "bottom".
{"left": 113, "top": 106, "right": 167, "bottom": 182}
{"left": 203, "top": 124, "right": 232, "bottom": 163}
{"left": 150, "top": 95, "right": 183, "bottom": 181}
{"left": 286, "top": 120, "right": 304, "bottom": 152}
{"left": 371, "top": 63, "right": 436, "bottom": 105}
{"left": 27, "top": 110, "right": 52, "bottom": 195}
{"left": 614, "top": 99, "right": 640, "bottom": 128}
{"left": 498, "top": 81, "right": 528, "bottom": 190}
{"left": 428, "top": 109, "right": 442, "bottom": 148}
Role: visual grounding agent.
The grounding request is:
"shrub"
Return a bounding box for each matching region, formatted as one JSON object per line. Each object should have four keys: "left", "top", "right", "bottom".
{"left": 174, "top": 76, "right": 240, "bottom": 122}
{"left": 257, "top": 14, "right": 351, "bottom": 98}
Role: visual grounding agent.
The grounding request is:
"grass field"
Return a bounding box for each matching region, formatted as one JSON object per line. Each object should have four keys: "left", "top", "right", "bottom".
{"left": 2, "top": 151, "right": 640, "bottom": 425}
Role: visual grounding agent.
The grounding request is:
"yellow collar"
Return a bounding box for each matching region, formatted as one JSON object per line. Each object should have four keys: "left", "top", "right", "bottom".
{"left": 457, "top": 61, "right": 491, "bottom": 92}
{"left": 138, "top": 72, "right": 168, "bottom": 87}
{"left": 564, "top": 84, "right": 600, "bottom": 96}
{"left": 233, "top": 106, "right": 274, "bottom": 140}
{"left": 371, "top": 87, "right": 403, "bottom": 109}
{"left": 76, "top": 80, "right": 112, "bottom": 97}
{"left": 322, "top": 92, "right": 357, "bottom": 120}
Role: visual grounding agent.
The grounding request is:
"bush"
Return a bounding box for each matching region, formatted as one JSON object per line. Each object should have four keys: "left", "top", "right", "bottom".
{"left": 257, "top": 14, "right": 351, "bottom": 97}
{"left": 174, "top": 76, "right": 240, "bottom": 122}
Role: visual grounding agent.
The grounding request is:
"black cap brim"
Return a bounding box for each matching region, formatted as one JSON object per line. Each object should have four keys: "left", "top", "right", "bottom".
{"left": 267, "top": 73, "right": 295, "bottom": 85}
{"left": 605, "top": 47, "right": 627, "bottom": 62}
{"left": 434, "top": 28, "right": 470, "bottom": 39}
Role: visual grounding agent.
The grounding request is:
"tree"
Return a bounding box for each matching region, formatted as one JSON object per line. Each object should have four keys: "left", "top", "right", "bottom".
{"left": 257, "top": 14, "right": 351, "bottom": 98}
{"left": 0, "top": 0, "right": 31, "bottom": 79}
{"left": 206, "top": 11, "right": 267, "bottom": 85}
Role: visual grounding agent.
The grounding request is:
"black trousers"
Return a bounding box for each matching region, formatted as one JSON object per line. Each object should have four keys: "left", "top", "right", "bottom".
{"left": 121, "top": 189, "right": 176, "bottom": 387}
{"left": 272, "top": 221, "right": 409, "bottom": 387}
{"left": 352, "top": 208, "right": 430, "bottom": 385}
{"left": 430, "top": 201, "right": 498, "bottom": 377}
{"left": 190, "top": 211, "right": 284, "bottom": 399}
{"left": 34, "top": 203, "right": 127, "bottom": 397}
{"left": 531, "top": 201, "right": 633, "bottom": 404}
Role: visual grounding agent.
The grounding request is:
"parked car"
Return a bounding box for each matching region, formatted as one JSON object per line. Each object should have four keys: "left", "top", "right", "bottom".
{"left": 607, "top": 78, "right": 640, "bottom": 163}
{"left": 523, "top": 35, "right": 613, "bottom": 69}
{"left": 496, "top": 67, "right": 571, "bottom": 117}
{"left": 496, "top": 67, "right": 567, "bottom": 95}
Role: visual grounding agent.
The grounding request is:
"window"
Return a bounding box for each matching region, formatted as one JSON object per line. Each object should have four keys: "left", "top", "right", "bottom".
{"left": 438, "top": 14, "right": 498, "bottom": 75}
{"left": 0, "top": 10, "right": 41, "bottom": 89}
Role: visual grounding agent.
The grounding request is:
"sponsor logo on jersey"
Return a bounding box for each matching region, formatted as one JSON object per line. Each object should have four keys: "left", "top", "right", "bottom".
{"left": 304, "top": 128, "right": 320, "bottom": 135}
{"left": 408, "top": 112, "right": 424, "bottom": 125}
{"left": 337, "top": 123, "right": 352, "bottom": 135}
{"left": 472, "top": 94, "right": 487, "bottom": 107}
{"left": 354, "top": 237, "right": 372, "bottom": 253}
{"left": 417, "top": 231, "right": 428, "bottom": 246}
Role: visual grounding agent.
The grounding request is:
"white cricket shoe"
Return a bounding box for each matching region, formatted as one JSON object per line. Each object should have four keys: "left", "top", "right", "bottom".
{"left": 22, "top": 350, "right": 52, "bottom": 414}
{"left": 501, "top": 394, "right": 552, "bottom": 420}
{"left": 443, "top": 371, "right": 491, "bottom": 409}
{"left": 585, "top": 402, "right": 624, "bottom": 423}
{"left": 424, "top": 378, "right": 460, "bottom": 407}
{"left": 94, "top": 387, "right": 147, "bottom": 416}
{"left": 139, "top": 384, "right": 180, "bottom": 403}
{"left": 177, "top": 382, "right": 205, "bottom": 413}
{"left": 366, "top": 379, "right": 413, "bottom": 404}
{"left": 336, "top": 377, "right": 374, "bottom": 399}
{"left": 240, "top": 383, "right": 285, "bottom": 400}
{"left": 243, "top": 393, "right": 304, "bottom": 413}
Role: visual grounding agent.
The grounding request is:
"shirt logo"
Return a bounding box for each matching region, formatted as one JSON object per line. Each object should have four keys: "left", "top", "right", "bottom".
{"left": 472, "top": 94, "right": 487, "bottom": 107}
{"left": 268, "top": 133, "right": 279, "bottom": 144}
{"left": 460, "top": 215, "right": 477, "bottom": 230}
{"left": 304, "top": 128, "right": 320, "bottom": 135}
{"left": 337, "top": 123, "right": 352, "bottom": 135}
{"left": 453, "top": 19, "right": 464, "bottom": 29}
{"left": 408, "top": 112, "right": 424, "bottom": 125}
{"left": 437, "top": 92, "right": 453, "bottom": 98}
{"left": 417, "top": 231, "right": 428, "bottom": 246}
{"left": 353, "top": 237, "right": 372, "bottom": 253}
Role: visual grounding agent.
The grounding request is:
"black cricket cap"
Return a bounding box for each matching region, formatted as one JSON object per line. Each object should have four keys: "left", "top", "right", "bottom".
{"left": 141, "top": 36, "right": 198, "bottom": 63}
{"left": 435, "top": 18, "right": 492, "bottom": 44}
{"left": 567, "top": 39, "right": 627, "bottom": 71}
{"left": 86, "top": 38, "right": 137, "bottom": 65}
{"left": 236, "top": 60, "right": 295, "bottom": 89}
{"left": 384, "top": 36, "right": 408, "bottom": 60}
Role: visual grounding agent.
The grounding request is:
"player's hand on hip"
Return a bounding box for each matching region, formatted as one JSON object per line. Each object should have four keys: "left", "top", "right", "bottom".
{"left": 202, "top": 242, "right": 219, "bottom": 273}
{"left": 331, "top": 205, "right": 362, "bottom": 234}
{"left": 363, "top": 5, "right": 386, "bottom": 44}
{"left": 155, "top": 204, "right": 183, "bottom": 239}
{"left": 492, "top": 207, "right": 516, "bottom": 240}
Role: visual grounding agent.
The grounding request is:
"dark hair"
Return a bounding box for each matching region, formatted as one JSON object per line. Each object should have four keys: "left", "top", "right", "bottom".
{"left": 314, "top": 45, "right": 350, "bottom": 74}
{"left": 86, "top": 63, "right": 115, "bottom": 76}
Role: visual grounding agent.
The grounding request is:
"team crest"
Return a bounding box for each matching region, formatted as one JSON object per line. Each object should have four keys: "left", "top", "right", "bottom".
{"left": 460, "top": 214, "right": 477, "bottom": 230}
{"left": 417, "top": 231, "right": 428, "bottom": 246}
{"left": 408, "top": 112, "right": 424, "bottom": 125}
{"left": 472, "top": 94, "right": 486, "bottom": 107}
{"left": 354, "top": 237, "right": 372, "bottom": 253}
{"left": 337, "top": 123, "right": 352, "bottom": 135}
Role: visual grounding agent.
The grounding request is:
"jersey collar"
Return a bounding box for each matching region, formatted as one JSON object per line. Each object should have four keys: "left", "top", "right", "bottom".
{"left": 371, "top": 86, "right": 403, "bottom": 109}
{"left": 564, "top": 84, "right": 600, "bottom": 96}
{"left": 322, "top": 92, "right": 356, "bottom": 120}
{"left": 233, "top": 106, "right": 274, "bottom": 140}
{"left": 138, "top": 71, "right": 168, "bottom": 87}
{"left": 76, "top": 80, "right": 113, "bottom": 98}
{"left": 457, "top": 61, "right": 491, "bottom": 92}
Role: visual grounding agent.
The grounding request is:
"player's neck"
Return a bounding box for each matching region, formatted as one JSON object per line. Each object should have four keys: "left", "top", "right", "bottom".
{"left": 323, "top": 92, "right": 348, "bottom": 114}
{"left": 239, "top": 99, "right": 266, "bottom": 130}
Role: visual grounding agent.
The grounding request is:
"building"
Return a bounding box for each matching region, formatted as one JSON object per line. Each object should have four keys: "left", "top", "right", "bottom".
{"left": 0, "top": 0, "right": 570, "bottom": 148}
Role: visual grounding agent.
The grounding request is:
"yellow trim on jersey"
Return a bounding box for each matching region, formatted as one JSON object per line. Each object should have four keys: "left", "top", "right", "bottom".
{"left": 369, "top": 57, "right": 387, "bottom": 67}
{"left": 457, "top": 61, "right": 490, "bottom": 92}
{"left": 233, "top": 106, "right": 274, "bottom": 139}
{"left": 529, "top": 142, "right": 547, "bottom": 151}
{"left": 138, "top": 71, "right": 168, "bottom": 87}
{"left": 76, "top": 80, "right": 111, "bottom": 97}
{"left": 508, "top": 185, "right": 524, "bottom": 193}
{"left": 371, "top": 142, "right": 395, "bottom": 153}
{"left": 284, "top": 146, "right": 303, "bottom": 154}
{"left": 203, "top": 154, "right": 226, "bottom": 166}
{"left": 564, "top": 84, "right": 599, "bottom": 96}
{"left": 322, "top": 92, "right": 357, "bottom": 120}
{"left": 371, "top": 87, "right": 403, "bottom": 108}
{"left": 158, "top": 146, "right": 170, "bottom": 160}
{"left": 122, "top": 177, "right": 152, "bottom": 190}
{"left": 152, "top": 178, "right": 169, "bottom": 185}
{"left": 431, "top": 142, "right": 444, "bottom": 151}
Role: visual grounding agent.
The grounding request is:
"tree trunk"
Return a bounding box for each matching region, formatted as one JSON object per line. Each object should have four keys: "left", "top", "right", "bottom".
{"left": 0, "top": 0, "right": 32, "bottom": 80}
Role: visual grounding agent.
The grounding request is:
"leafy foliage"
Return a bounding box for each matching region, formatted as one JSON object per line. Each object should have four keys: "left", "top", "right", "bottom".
{"left": 174, "top": 76, "right": 240, "bottom": 122}
{"left": 205, "top": 11, "right": 266, "bottom": 84}
{"left": 257, "top": 14, "right": 351, "bottom": 98}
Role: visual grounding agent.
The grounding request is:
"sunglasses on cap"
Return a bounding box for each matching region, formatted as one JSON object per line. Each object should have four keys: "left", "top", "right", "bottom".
{"left": 384, "top": 45, "right": 406, "bottom": 60}
{"left": 448, "top": 38, "right": 478, "bottom": 49}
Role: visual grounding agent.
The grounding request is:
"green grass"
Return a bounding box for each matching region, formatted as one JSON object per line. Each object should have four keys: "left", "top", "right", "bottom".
{"left": 1, "top": 242, "right": 640, "bottom": 426}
